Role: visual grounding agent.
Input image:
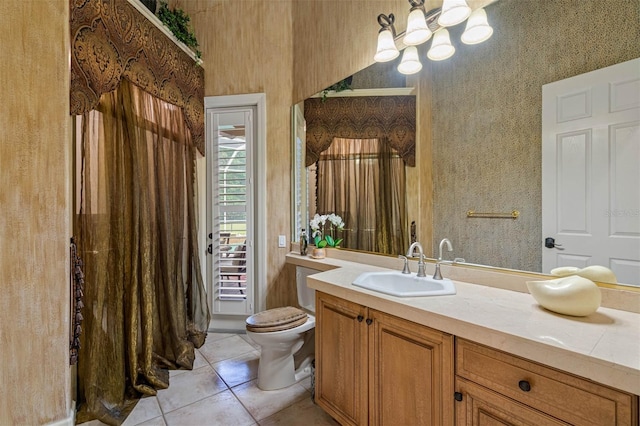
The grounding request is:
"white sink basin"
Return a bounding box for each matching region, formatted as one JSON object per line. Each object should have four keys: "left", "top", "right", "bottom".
{"left": 352, "top": 271, "right": 456, "bottom": 297}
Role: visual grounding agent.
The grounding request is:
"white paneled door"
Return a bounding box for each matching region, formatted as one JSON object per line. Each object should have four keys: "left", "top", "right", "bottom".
{"left": 207, "top": 107, "right": 255, "bottom": 315}
{"left": 542, "top": 58, "right": 640, "bottom": 286}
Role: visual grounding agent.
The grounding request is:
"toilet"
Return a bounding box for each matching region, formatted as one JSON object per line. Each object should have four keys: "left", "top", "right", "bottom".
{"left": 245, "top": 266, "right": 317, "bottom": 390}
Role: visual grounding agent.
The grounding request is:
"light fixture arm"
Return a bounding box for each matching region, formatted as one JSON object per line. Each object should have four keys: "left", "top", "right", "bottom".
{"left": 408, "top": 0, "right": 426, "bottom": 11}
{"left": 377, "top": 13, "right": 397, "bottom": 37}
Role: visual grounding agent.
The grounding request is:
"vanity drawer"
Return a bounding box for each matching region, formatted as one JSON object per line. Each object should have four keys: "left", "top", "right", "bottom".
{"left": 456, "top": 339, "right": 638, "bottom": 426}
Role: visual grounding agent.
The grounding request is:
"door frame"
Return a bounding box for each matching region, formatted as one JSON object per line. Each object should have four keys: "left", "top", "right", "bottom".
{"left": 205, "top": 93, "right": 267, "bottom": 328}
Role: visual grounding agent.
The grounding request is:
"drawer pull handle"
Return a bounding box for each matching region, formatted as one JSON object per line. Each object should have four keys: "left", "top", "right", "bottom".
{"left": 357, "top": 315, "right": 364, "bottom": 322}
{"left": 454, "top": 392, "right": 463, "bottom": 401}
{"left": 366, "top": 318, "right": 373, "bottom": 325}
{"left": 518, "top": 380, "right": 532, "bottom": 392}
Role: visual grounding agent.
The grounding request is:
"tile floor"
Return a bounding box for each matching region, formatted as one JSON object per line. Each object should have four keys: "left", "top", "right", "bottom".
{"left": 80, "top": 332, "right": 337, "bottom": 426}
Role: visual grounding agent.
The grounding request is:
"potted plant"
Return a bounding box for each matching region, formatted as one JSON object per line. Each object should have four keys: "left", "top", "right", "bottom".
{"left": 309, "top": 213, "right": 345, "bottom": 258}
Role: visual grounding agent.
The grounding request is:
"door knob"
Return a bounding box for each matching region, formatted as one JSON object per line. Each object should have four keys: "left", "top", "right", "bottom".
{"left": 544, "top": 237, "right": 564, "bottom": 250}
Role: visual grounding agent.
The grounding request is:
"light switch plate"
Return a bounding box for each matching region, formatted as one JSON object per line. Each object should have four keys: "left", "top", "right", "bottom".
{"left": 278, "top": 235, "right": 286, "bottom": 248}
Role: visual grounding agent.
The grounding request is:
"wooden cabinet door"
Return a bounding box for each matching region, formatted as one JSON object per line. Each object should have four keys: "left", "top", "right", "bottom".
{"left": 315, "top": 292, "right": 368, "bottom": 426}
{"left": 368, "top": 309, "right": 455, "bottom": 426}
{"left": 455, "top": 378, "right": 568, "bottom": 426}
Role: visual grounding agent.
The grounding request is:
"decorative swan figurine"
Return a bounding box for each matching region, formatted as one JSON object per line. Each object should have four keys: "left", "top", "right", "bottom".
{"left": 526, "top": 276, "right": 601, "bottom": 317}
{"left": 549, "top": 265, "right": 617, "bottom": 283}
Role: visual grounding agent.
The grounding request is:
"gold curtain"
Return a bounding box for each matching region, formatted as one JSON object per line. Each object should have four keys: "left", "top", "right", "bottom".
{"left": 304, "top": 96, "right": 416, "bottom": 167}
{"left": 317, "top": 138, "right": 408, "bottom": 255}
{"left": 75, "top": 80, "right": 210, "bottom": 425}
{"left": 70, "top": 0, "right": 205, "bottom": 154}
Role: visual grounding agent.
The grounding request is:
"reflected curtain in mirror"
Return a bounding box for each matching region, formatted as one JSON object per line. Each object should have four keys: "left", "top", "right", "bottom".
{"left": 304, "top": 96, "right": 416, "bottom": 167}
{"left": 315, "top": 138, "right": 408, "bottom": 255}
{"left": 75, "top": 80, "right": 210, "bottom": 424}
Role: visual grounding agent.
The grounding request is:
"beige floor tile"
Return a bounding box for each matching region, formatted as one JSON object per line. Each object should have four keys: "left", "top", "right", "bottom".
{"left": 297, "top": 374, "right": 312, "bottom": 393}
{"left": 239, "top": 333, "right": 261, "bottom": 350}
{"left": 78, "top": 420, "right": 108, "bottom": 426}
{"left": 164, "top": 390, "right": 256, "bottom": 426}
{"left": 258, "top": 397, "right": 337, "bottom": 426}
{"left": 212, "top": 350, "right": 260, "bottom": 388}
{"left": 231, "top": 379, "right": 309, "bottom": 421}
{"left": 207, "top": 332, "right": 236, "bottom": 342}
{"left": 199, "top": 335, "right": 256, "bottom": 364}
{"left": 135, "top": 416, "right": 166, "bottom": 426}
{"left": 170, "top": 349, "right": 209, "bottom": 378}
{"left": 157, "top": 365, "right": 228, "bottom": 413}
{"left": 123, "top": 396, "right": 163, "bottom": 426}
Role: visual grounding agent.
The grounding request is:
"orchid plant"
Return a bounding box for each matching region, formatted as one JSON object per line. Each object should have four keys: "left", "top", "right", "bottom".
{"left": 310, "top": 213, "right": 345, "bottom": 248}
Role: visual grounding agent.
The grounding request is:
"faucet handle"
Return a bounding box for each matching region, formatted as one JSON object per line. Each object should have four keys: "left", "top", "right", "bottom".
{"left": 398, "top": 255, "right": 411, "bottom": 274}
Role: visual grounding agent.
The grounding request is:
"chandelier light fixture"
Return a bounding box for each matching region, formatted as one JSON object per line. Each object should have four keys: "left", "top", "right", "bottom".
{"left": 398, "top": 46, "right": 423, "bottom": 75}
{"left": 373, "top": 14, "right": 400, "bottom": 63}
{"left": 427, "top": 28, "right": 455, "bottom": 61}
{"left": 403, "top": 0, "right": 433, "bottom": 46}
{"left": 438, "top": 0, "right": 471, "bottom": 27}
{"left": 461, "top": 8, "right": 494, "bottom": 44}
{"left": 374, "top": 0, "right": 494, "bottom": 75}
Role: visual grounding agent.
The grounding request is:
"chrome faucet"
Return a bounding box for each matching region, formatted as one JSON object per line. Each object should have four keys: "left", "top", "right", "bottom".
{"left": 433, "top": 238, "right": 453, "bottom": 280}
{"left": 398, "top": 255, "right": 411, "bottom": 274}
{"left": 406, "top": 242, "right": 427, "bottom": 277}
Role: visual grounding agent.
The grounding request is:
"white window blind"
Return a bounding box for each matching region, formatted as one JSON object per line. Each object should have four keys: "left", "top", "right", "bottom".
{"left": 211, "top": 109, "right": 254, "bottom": 315}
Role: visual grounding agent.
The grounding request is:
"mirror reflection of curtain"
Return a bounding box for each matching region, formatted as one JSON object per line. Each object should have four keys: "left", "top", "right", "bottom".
{"left": 75, "top": 79, "right": 210, "bottom": 424}
{"left": 317, "top": 138, "right": 408, "bottom": 255}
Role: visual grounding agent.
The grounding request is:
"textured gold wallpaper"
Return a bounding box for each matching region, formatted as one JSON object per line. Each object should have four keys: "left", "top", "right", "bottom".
{"left": 0, "top": 1, "right": 72, "bottom": 424}
{"left": 430, "top": 0, "right": 640, "bottom": 272}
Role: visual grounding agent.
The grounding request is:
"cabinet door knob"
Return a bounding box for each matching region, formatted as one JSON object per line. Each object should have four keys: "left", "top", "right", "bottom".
{"left": 366, "top": 318, "right": 373, "bottom": 325}
{"left": 454, "top": 392, "right": 463, "bottom": 401}
{"left": 518, "top": 380, "right": 532, "bottom": 392}
{"left": 357, "top": 315, "right": 364, "bottom": 322}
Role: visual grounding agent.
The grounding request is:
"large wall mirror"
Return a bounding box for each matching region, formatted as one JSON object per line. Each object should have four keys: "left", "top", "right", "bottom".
{"left": 292, "top": 0, "right": 640, "bottom": 288}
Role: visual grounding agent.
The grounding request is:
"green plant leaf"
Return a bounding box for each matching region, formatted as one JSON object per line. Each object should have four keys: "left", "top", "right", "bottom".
{"left": 157, "top": 1, "right": 201, "bottom": 59}
{"left": 317, "top": 240, "right": 328, "bottom": 248}
{"left": 325, "top": 235, "right": 335, "bottom": 247}
{"left": 334, "top": 238, "right": 343, "bottom": 247}
{"left": 314, "top": 235, "right": 321, "bottom": 246}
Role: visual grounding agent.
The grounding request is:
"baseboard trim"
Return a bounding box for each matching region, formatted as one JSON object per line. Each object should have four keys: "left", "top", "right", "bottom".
{"left": 209, "top": 316, "right": 248, "bottom": 332}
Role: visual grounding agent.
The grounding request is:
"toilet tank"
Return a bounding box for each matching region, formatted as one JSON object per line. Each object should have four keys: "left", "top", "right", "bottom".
{"left": 296, "top": 266, "right": 319, "bottom": 313}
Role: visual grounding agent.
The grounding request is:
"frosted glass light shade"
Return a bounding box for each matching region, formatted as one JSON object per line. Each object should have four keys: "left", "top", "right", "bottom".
{"left": 461, "top": 8, "right": 493, "bottom": 44}
{"left": 427, "top": 29, "right": 455, "bottom": 61}
{"left": 403, "top": 8, "right": 432, "bottom": 46}
{"left": 397, "top": 46, "right": 422, "bottom": 75}
{"left": 438, "top": 0, "right": 471, "bottom": 27}
{"left": 374, "top": 29, "right": 399, "bottom": 62}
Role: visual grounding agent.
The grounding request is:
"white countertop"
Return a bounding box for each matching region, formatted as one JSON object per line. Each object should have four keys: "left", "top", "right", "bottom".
{"left": 287, "top": 253, "right": 640, "bottom": 395}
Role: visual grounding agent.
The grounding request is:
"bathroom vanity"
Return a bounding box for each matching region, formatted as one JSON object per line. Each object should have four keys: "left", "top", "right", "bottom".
{"left": 286, "top": 253, "right": 640, "bottom": 425}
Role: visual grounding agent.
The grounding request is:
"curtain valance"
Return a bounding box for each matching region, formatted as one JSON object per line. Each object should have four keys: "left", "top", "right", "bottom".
{"left": 70, "top": 0, "right": 205, "bottom": 154}
{"left": 304, "top": 96, "right": 416, "bottom": 167}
